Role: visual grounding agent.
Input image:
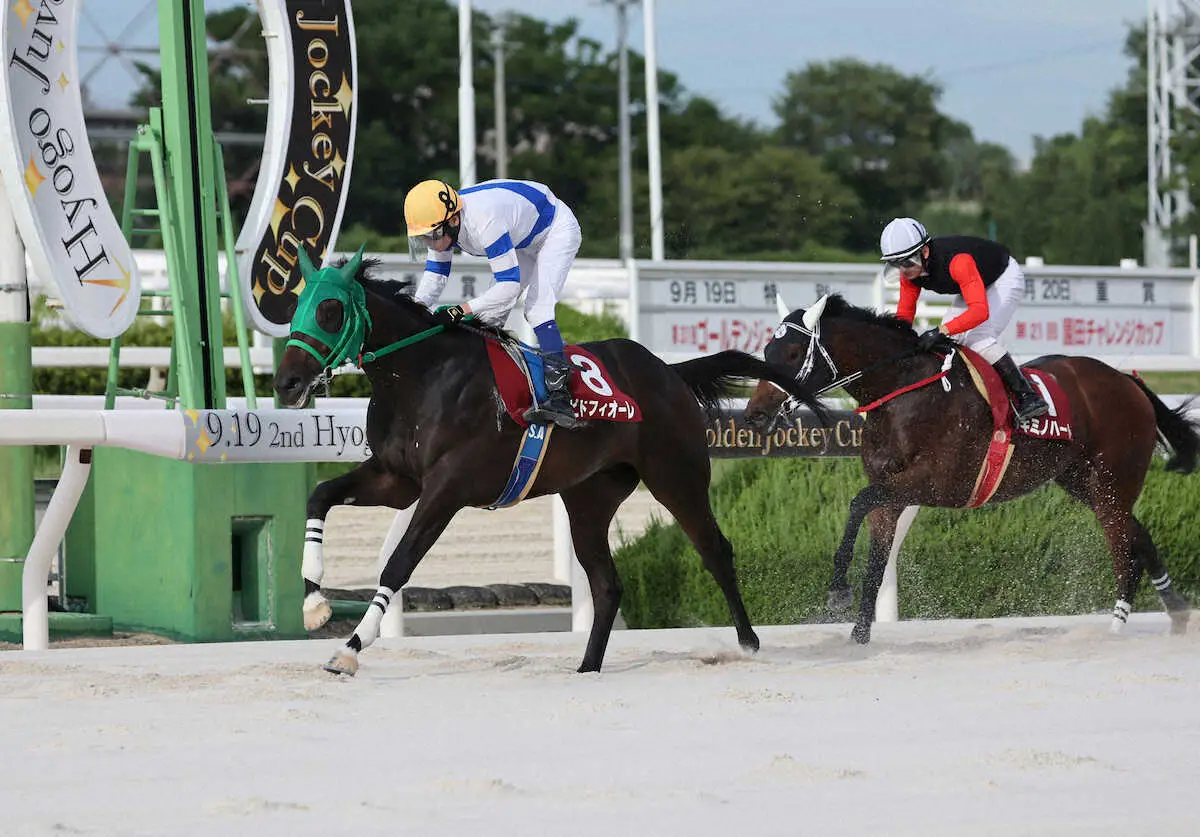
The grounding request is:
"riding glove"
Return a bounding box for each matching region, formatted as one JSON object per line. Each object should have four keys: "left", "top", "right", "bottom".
{"left": 917, "top": 328, "right": 944, "bottom": 351}
{"left": 432, "top": 304, "right": 467, "bottom": 326}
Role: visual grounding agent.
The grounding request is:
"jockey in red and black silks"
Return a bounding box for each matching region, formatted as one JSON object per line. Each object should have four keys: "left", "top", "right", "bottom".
{"left": 880, "top": 217, "right": 1049, "bottom": 422}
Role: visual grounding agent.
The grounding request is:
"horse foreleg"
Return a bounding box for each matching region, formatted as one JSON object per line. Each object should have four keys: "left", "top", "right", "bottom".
{"left": 851, "top": 504, "right": 905, "bottom": 645}
{"left": 324, "top": 488, "right": 459, "bottom": 676}
{"left": 829, "top": 484, "right": 888, "bottom": 615}
{"left": 303, "top": 460, "right": 416, "bottom": 632}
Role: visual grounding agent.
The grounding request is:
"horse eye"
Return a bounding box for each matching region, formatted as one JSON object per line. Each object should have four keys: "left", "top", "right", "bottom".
{"left": 316, "top": 299, "right": 343, "bottom": 333}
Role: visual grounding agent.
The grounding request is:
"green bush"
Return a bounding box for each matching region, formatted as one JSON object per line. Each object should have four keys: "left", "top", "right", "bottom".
{"left": 613, "top": 457, "right": 1200, "bottom": 629}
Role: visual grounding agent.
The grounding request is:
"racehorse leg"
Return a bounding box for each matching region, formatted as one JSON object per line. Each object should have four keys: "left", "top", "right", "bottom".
{"left": 1131, "top": 519, "right": 1191, "bottom": 635}
{"left": 1056, "top": 463, "right": 1148, "bottom": 635}
{"left": 325, "top": 487, "right": 461, "bottom": 676}
{"left": 851, "top": 504, "right": 905, "bottom": 645}
{"left": 560, "top": 466, "right": 641, "bottom": 673}
{"left": 639, "top": 457, "right": 760, "bottom": 655}
{"left": 302, "top": 458, "right": 418, "bottom": 631}
{"left": 829, "top": 483, "right": 889, "bottom": 615}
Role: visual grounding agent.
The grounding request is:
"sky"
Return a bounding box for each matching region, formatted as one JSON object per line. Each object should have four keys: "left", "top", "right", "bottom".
{"left": 87, "top": 0, "right": 1148, "bottom": 164}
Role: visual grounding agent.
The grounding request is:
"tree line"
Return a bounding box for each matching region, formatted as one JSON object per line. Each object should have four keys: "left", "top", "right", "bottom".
{"left": 132, "top": 2, "right": 1182, "bottom": 267}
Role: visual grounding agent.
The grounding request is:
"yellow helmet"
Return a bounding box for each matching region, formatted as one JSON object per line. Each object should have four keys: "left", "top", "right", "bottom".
{"left": 404, "top": 179, "right": 461, "bottom": 235}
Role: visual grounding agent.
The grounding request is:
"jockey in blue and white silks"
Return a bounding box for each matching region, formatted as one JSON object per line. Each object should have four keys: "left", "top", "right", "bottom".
{"left": 404, "top": 178, "right": 583, "bottom": 429}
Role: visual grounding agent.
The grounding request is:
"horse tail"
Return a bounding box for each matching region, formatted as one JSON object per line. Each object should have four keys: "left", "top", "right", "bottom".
{"left": 1127, "top": 374, "right": 1200, "bottom": 474}
{"left": 670, "top": 350, "right": 828, "bottom": 422}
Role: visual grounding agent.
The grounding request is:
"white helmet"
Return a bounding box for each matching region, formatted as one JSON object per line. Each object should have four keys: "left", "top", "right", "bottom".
{"left": 880, "top": 217, "right": 929, "bottom": 261}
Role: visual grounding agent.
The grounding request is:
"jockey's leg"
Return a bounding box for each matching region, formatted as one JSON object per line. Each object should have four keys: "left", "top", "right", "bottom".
{"left": 303, "top": 460, "right": 417, "bottom": 631}
{"left": 949, "top": 261, "right": 1047, "bottom": 421}
{"left": 521, "top": 204, "right": 582, "bottom": 430}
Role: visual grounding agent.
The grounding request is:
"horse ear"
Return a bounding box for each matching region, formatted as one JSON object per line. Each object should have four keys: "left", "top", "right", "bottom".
{"left": 341, "top": 244, "right": 366, "bottom": 283}
{"left": 775, "top": 291, "right": 790, "bottom": 321}
{"left": 802, "top": 294, "right": 829, "bottom": 331}
{"left": 297, "top": 245, "right": 317, "bottom": 281}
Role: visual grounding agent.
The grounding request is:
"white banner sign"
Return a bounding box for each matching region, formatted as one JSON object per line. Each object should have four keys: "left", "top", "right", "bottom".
{"left": 0, "top": 0, "right": 140, "bottom": 337}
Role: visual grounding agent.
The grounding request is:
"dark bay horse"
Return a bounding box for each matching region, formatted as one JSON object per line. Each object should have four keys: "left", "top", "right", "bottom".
{"left": 273, "top": 251, "right": 826, "bottom": 674}
{"left": 744, "top": 293, "right": 1199, "bottom": 644}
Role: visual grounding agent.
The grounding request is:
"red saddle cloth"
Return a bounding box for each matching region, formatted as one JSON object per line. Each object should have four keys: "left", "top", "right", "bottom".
{"left": 485, "top": 342, "right": 642, "bottom": 429}
{"left": 957, "top": 347, "right": 1074, "bottom": 507}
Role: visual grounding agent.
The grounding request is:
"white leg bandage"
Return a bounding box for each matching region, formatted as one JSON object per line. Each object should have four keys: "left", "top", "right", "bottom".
{"left": 352, "top": 586, "right": 396, "bottom": 651}
{"left": 302, "top": 518, "right": 325, "bottom": 585}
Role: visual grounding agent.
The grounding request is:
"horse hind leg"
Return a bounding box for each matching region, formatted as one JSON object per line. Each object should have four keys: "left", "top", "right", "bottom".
{"left": 560, "top": 466, "right": 641, "bottom": 673}
{"left": 1133, "top": 521, "right": 1191, "bottom": 635}
{"left": 638, "top": 454, "right": 760, "bottom": 655}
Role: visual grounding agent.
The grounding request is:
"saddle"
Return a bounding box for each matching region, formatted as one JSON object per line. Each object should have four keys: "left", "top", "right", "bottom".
{"left": 956, "top": 347, "right": 1074, "bottom": 507}
{"left": 485, "top": 340, "right": 642, "bottom": 428}
{"left": 481, "top": 339, "right": 641, "bottom": 510}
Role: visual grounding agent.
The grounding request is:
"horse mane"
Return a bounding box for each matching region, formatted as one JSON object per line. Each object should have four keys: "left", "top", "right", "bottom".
{"left": 338, "top": 254, "right": 515, "bottom": 342}
{"left": 819, "top": 294, "right": 919, "bottom": 341}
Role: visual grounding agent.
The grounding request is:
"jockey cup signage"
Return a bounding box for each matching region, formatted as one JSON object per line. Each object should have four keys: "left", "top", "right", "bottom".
{"left": 236, "top": 0, "right": 358, "bottom": 337}
{"left": 0, "top": 0, "right": 140, "bottom": 337}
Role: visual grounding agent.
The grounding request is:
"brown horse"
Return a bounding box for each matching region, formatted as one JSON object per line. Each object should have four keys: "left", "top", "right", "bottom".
{"left": 273, "top": 253, "right": 827, "bottom": 674}
{"left": 744, "top": 293, "right": 1198, "bottom": 644}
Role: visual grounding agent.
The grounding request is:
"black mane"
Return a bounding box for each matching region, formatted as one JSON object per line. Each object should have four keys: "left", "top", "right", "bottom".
{"left": 817, "top": 294, "right": 920, "bottom": 341}
{"left": 343, "top": 255, "right": 514, "bottom": 341}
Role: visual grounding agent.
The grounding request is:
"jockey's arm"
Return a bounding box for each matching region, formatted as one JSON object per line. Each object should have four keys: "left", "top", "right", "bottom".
{"left": 896, "top": 278, "right": 920, "bottom": 323}
{"left": 942, "top": 254, "right": 990, "bottom": 334}
{"left": 413, "top": 248, "right": 453, "bottom": 309}
{"left": 463, "top": 231, "right": 523, "bottom": 325}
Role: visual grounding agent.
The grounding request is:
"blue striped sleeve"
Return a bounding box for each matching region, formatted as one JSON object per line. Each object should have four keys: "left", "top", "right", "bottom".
{"left": 423, "top": 258, "right": 451, "bottom": 276}
{"left": 485, "top": 233, "right": 514, "bottom": 259}
{"left": 493, "top": 266, "right": 521, "bottom": 282}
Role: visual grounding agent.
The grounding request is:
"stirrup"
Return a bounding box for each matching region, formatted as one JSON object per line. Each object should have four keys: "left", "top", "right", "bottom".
{"left": 523, "top": 404, "right": 580, "bottom": 429}
{"left": 1014, "top": 398, "right": 1049, "bottom": 422}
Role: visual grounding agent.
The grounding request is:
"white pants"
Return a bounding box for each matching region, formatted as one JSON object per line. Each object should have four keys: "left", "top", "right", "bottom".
{"left": 942, "top": 257, "right": 1024, "bottom": 365}
{"left": 519, "top": 202, "right": 582, "bottom": 327}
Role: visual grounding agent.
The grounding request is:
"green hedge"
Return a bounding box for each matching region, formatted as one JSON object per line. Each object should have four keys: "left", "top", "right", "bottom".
{"left": 613, "top": 457, "right": 1200, "bottom": 629}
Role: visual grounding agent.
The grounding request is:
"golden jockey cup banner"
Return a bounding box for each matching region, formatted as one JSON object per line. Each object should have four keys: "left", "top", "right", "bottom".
{"left": 0, "top": 0, "right": 140, "bottom": 337}
{"left": 236, "top": 0, "right": 358, "bottom": 337}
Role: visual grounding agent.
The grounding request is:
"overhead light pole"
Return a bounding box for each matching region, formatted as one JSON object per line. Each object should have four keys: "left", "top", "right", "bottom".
{"left": 643, "top": 0, "right": 663, "bottom": 260}
{"left": 459, "top": 0, "right": 477, "bottom": 187}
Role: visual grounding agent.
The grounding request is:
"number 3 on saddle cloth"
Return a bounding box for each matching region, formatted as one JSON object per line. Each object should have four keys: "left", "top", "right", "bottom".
{"left": 957, "top": 345, "right": 1074, "bottom": 508}
{"left": 482, "top": 340, "right": 642, "bottom": 510}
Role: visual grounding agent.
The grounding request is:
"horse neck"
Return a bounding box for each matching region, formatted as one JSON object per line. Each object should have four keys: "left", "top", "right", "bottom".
{"left": 823, "top": 322, "right": 940, "bottom": 403}
{"left": 359, "top": 292, "right": 462, "bottom": 387}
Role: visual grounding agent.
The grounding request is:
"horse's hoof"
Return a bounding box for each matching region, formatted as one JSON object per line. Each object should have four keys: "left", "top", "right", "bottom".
{"left": 303, "top": 593, "right": 332, "bottom": 631}
{"left": 323, "top": 649, "right": 358, "bottom": 676}
{"left": 827, "top": 587, "right": 853, "bottom": 615}
{"left": 1169, "top": 611, "right": 1190, "bottom": 636}
{"left": 850, "top": 623, "right": 871, "bottom": 645}
{"left": 1109, "top": 618, "right": 1126, "bottom": 635}
{"left": 738, "top": 630, "right": 761, "bottom": 655}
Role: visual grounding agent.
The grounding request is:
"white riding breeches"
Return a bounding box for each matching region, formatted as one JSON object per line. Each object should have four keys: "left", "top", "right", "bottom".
{"left": 520, "top": 201, "right": 582, "bottom": 328}
{"left": 942, "top": 257, "right": 1024, "bottom": 364}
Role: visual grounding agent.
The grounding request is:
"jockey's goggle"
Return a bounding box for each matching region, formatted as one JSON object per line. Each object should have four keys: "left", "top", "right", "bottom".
{"left": 884, "top": 253, "right": 923, "bottom": 270}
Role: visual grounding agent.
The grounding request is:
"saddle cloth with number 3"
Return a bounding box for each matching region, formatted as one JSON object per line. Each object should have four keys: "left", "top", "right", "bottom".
{"left": 485, "top": 341, "right": 642, "bottom": 429}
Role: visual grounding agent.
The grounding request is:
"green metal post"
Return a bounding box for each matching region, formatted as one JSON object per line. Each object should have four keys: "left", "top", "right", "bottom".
{"left": 156, "top": 0, "right": 226, "bottom": 409}
{"left": 0, "top": 178, "right": 33, "bottom": 611}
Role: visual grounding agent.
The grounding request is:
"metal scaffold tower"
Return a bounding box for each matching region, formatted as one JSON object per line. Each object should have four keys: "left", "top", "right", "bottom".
{"left": 1147, "top": 0, "right": 1200, "bottom": 267}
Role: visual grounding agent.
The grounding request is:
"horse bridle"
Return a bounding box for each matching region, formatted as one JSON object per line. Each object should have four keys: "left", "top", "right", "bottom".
{"left": 768, "top": 319, "right": 925, "bottom": 424}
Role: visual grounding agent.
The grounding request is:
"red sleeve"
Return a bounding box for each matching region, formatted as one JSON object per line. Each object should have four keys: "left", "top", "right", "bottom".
{"left": 896, "top": 278, "right": 920, "bottom": 324}
{"left": 942, "top": 253, "right": 990, "bottom": 334}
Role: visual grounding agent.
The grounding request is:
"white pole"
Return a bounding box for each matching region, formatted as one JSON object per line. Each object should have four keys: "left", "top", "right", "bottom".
{"left": 376, "top": 505, "right": 415, "bottom": 638}
{"left": 491, "top": 16, "right": 508, "bottom": 180}
{"left": 615, "top": 0, "right": 633, "bottom": 264}
{"left": 23, "top": 446, "right": 93, "bottom": 650}
{"left": 876, "top": 505, "right": 919, "bottom": 623}
{"left": 458, "top": 0, "right": 477, "bottom": 187}
{"left": 553, "top": 495, "right": 572, "bottom": 582}
{"left": 643, "top": 0, "right": 664, "bottom": 260}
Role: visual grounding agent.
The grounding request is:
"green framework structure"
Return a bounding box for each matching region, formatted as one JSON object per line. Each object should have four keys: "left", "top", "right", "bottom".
{"left": 58, "top": 0, "right": 307, "bottom": 642}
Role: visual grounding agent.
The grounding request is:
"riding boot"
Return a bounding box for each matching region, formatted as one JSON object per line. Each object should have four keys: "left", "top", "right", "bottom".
{"left": 523, "top": 354, "right": 581, "bottom": 430}
{"left": 992, "top": 353, "right": 1049, "bottom": 422}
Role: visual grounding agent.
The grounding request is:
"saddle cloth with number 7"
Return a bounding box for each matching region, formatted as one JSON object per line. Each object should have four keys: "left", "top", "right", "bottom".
{"left": 485, "top": 341, "right": 643, "bottom": 429}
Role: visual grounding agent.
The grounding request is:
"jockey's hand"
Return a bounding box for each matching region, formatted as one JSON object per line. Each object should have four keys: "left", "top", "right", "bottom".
{"left": 432, "top": 304, "right": 467, "bottom": 326}
{"left": 916, "top": 327, "right": 944, "bottom": 351}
